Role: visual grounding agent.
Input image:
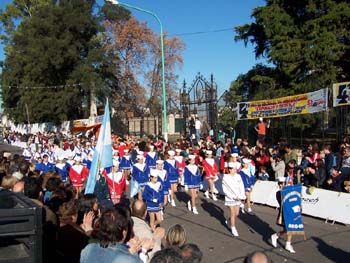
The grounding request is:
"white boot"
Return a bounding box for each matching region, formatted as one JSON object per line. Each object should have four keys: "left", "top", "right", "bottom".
{"left": 204, "top": 191, "right": 209, "bottom": 199}
{"left": 171, "top": 199, "right": 176, "bottom": 207}
{"left": 212, "top": 193, "right": 217, "bottom": 201}
{"left": 192, "top": 207, "right": 199, "bottom": 215}
{"left": 187, "top": 201, "right": 191, "bottom": 211}
{"left": 285, "top": 242, "right": 296, "bottom": 253}
{"left": 231, "top": 227, "right": 239, "bottom": 237}
{"left": 271, "top": 233, "right": 278, "bottom": 248}
{"left": 240, "top": 203, "right": 245, "bottom": 214}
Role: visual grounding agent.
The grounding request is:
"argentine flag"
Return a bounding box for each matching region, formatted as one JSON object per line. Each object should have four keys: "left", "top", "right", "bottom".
{"left": 84, "top": 100, "right": 113, "bottom": 194}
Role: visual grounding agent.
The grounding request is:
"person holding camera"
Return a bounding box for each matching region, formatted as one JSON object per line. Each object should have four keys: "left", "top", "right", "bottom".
{"left": 271, "top": 154, "right": 285, "bottom": 181}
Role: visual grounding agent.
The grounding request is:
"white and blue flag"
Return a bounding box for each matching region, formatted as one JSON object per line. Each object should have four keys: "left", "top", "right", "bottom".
{"left": 85, "top": 100, "right": 113, "bottom": 194}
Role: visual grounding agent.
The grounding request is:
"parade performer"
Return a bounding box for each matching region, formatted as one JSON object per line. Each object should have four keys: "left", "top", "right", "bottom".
{"left": 222, "top": 162, "right": 246, "bottom": 237}
{"left": 55, "top": 156, "right": 70, "bottom": 184}
{"left": 239, "top": 158, "right": 255, "bottom": 214}
{"left": 142, "top": 169, "right": 164, "bottom": 231}
{"left": 202, "top": 150, "right": 219, "bottom": 201}
{"left": 69, "top": 156, "right": 89, "bottom": 194}
{"left": 164, "top": 150, "right": 180, "bottom": 206}
{"left": 82, "top": 142, "right": 93, "bottom": 170}
{"left": 132, "top": 154, "right": 150, "bottom": 200}
{"left": 184, "top": 155, "right": 201, "bottom": 214}
{"left": 155, "top": 159, "right": 170, "bottom": 207}
{"left": 174, "top": 149, "right": 186, "bottom": 186}
{"left": 146, "top": 145, "right": 158, "bottom": 168}
{"left": 271, "top": 178, "right": 305, "bottom": 253}
{"left": 104, "top": 160, "right": 126, "bottom": 204}
{"left": 35, "top": 154, "right": 55, "bottom": 175}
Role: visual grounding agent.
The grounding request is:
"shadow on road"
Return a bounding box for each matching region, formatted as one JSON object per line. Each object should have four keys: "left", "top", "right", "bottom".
{"left": 238, "top": 212, "right": 276, "bottom": 246}
{"left": 200, "top": 197, "right": 227, "bottom": 229}
{"left": 312, "top": 236, "right": 349, "bottom": 263}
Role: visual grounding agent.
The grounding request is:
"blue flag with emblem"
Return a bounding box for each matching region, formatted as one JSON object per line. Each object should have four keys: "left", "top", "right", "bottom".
{"left": 281, "top": 184, "right": 305, "bottom": 235}
{"left": 85, "top": 100, "right": 113, "bottom": 194}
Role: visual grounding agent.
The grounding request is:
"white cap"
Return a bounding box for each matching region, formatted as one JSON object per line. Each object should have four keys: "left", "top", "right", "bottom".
{"left": 137, "top": 154, "right": 144, "bottom": 160}
{"left": 86, "top": 142, "right": 91, "bottom": 145}
{"left": 113, "top": 159, "right": 119, "bottom": 167}
{"left": 12, "top": 172, "right": 24, "bottom": 181}
{"left": 149, "top": 145, "right": 154, "bottom": 149}
{"left": 242, "top": 158, "right": 250, "bottom": 164}
{"left": 168, "top": 150, "right": 175, "bottom": 156}
{"left": 68, "top": 152, "right": 74, "bottom": 158}
{"left": 58, "top": 155, "right": 65, "bottom": 161}
{"left": 231, "top": 153, "right": 239, "bottom": 158}
{"left": 228, "top": 162, "right": 237, "bottom": 169}
{"left": 137, "top": 151, "right": 144, "bottom": 155}
{"left": 150, "top": 169, "right": 158, "bottom": 177}
{"left": 156, "top": 160, "right": 164, "bottom": 164}
{"left": 175, "top": 149, "right": 182, "bottom": 153}
{"left": 259, "top": 117, "right": 263, "bottom": 122}
{"left": 74, "top": 156, "right": 81, "bottom": 162}
{"left": 206, "top": 150, "right": 213, "bottom": 155}
{"left": 277, "top": 177, "right": 286, "bottom": 183}
{"left": 188, "top": 155, "right": 196, "bottom": 160}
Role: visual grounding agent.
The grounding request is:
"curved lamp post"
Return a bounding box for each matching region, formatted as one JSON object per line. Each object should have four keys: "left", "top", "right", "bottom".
{"left": 105, "top": 0, "right": 168, "bottom": 142}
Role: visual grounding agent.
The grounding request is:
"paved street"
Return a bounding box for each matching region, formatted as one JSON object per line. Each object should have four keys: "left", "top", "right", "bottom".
{"left": 161, "top": 191, "right": 350, "bottom": 263}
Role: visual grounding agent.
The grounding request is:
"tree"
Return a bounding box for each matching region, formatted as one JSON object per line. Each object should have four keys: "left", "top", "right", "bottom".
{"left": 235, "top": 0, "right": 350, "bottom": 92}
{"left": 104, "top": 13, "right": 184, "bottom": 119}
{"left": 0, "top": 0, "right": 121, "bottom": 124}
{"left": 231, "top": 0, "right": 350, "bottom": 135}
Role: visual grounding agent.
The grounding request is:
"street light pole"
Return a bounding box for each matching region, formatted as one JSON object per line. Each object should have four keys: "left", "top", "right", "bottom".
{"left": 105, "top": 0, "right": 168, "bottom": 142}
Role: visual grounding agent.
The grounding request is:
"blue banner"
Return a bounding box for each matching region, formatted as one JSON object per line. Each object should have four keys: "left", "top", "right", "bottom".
{"left": 281, "top": 184, "right": 305, "bottom": 234}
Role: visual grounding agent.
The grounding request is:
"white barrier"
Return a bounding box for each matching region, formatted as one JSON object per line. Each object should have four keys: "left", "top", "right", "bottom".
{"left": 251, "top": 180, "right": 350, "bottom": 225}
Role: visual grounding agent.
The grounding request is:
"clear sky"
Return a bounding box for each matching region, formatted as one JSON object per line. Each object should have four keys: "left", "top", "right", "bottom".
{"left": 0, "top": 0, "right": 267, "bottom": 96}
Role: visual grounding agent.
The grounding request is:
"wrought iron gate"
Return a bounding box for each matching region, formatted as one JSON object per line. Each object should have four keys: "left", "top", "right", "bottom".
{"left": 180, "top": 73, "right": 218, "bottom": 139}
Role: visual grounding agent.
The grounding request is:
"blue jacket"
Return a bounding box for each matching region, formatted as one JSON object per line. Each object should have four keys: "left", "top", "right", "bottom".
{"left": 81, "top": 243, "right": 142, "bottom": 263}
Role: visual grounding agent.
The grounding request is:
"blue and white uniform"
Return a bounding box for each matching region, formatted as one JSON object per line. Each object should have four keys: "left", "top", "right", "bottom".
{"left": 164, "top": 159, "right": 179, "bottom": 184}
{"left": 184, "top": 163, "right": 201, "bottom": 189}
{"left": 142, "top": 181, "right": 164, "bottom": 212}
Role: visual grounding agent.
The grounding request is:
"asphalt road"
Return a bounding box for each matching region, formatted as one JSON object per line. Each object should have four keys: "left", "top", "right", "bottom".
{"left": 161, "top": 190, "right": 350, "bottom": 263}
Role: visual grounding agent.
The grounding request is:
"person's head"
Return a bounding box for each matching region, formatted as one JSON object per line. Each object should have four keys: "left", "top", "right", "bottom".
{"left": 131, "top": 199, "right": 147, "bottom": 219}
{"left": 168, "top": 150, "right": 175, "bottom": 159}
{"left": 24, "top": 177, "right": 42, "bottom": 199}
{"left": 78, "top": 193, "right": 98, "bottom": 213}
{"left": 156, "top": 160, "right": 164, "bottom": 170}
{"left": 151, "top": 247, "right": 183, "bottom": 263}
{"left": 45, "top": 176, "right": 62, "bottom": 192}
{"left": 181, "top": 243, "right": 203, "bottom": 263}
{"left": 228, "top": 163, "right": 238, "bottom": 175}
{"left": 42, "top": 154, "right": 49, "bottom": 163}
{"left": 58, "top": 200, "right": 78, "bottom": 224}
{"left": 323, "top": 144, "right": 332, "bottom": 154}
{"left": 244, "top": 251, "right": 270, "bottom": 263}
{"left": 166, "top": 224, "right": 187, "bottom": 247}
{"left": 259, "top": 166, "right": 266, "bottom": 173}
{"left": 149, "top": 169, "right": 159, "bottom": 183}
{"left": 343, "top": 147, "right": 350, "bottom": 157}
{"left": 277, "top": 177, "right": 285, "bottom": 188}
{"left": 1, "top": 175, "right": 18, "bottom": 190}
{"left": 97, "top": 207, "right": 130, "bottom": 248}
{"left": 315, "top": 158, "right": 324, "bottom": 169}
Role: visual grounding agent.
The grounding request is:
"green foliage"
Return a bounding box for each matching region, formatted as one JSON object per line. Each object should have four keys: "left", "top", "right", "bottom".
{"left": 229, "top": 0, "right": 350, "bottom": 132}
{"left": 0, "top": 0, "right": 121, "bottom": 124}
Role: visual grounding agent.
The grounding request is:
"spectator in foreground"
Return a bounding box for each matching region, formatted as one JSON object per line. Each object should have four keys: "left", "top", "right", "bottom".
{"left": 150, "top": 247, "right": 183, "bottom": 263}
{"left": 180, "top": 243, "right": 203, "bottom": 263}
{"left": 80, "top": 207, "right": 152, "bottom": 263}
{"left": 131, "top": 199, "right": 165, "bottom": 261}
{"left": 244, "top": 251, "right": 270, "bottom": 263}
{"left": 165, "top": 224, "right": 187, "bottom": 248}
